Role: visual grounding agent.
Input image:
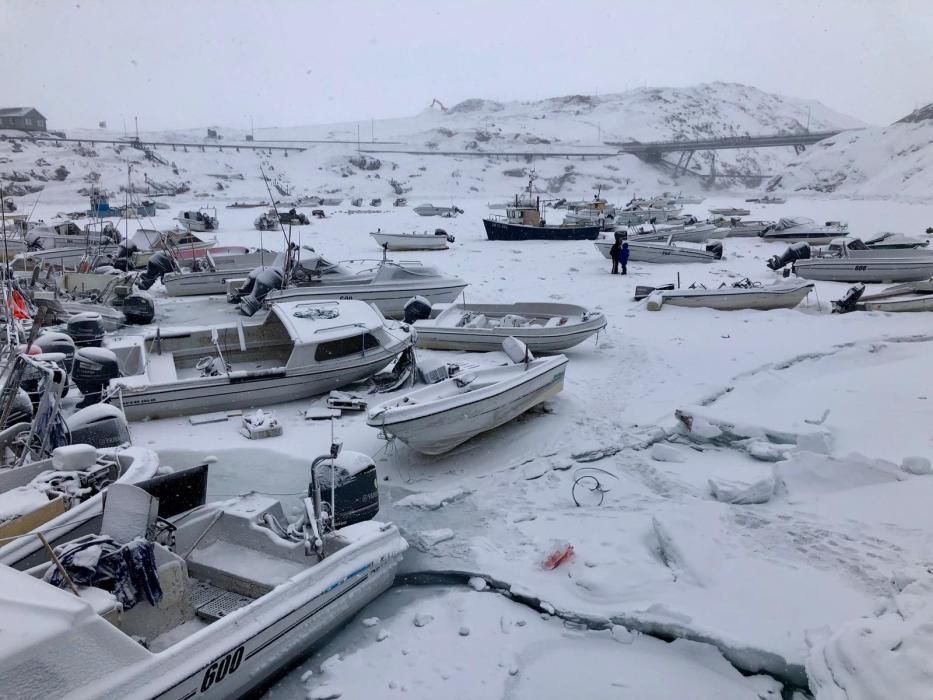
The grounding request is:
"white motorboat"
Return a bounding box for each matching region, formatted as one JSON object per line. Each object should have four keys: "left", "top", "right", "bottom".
{"left": 0, "top": 451, "right": 407, "bottom": 700}
{"left": 614, "top": 205, "right": 682, "bottom": 226}
{"left": 627, "top": 222, "right": 722, "bottom": 243}
{"left": 595, "top": 237, "right": 723, "bottom": 264}
{"left": 413, "top": 204, "right": 463, "bottom": 217}
{"left": 645, "top": 279, "right": 813, "bottom": 311}
{"left": 371, "top": 229, "right": 454, "bottom": 251}
{"left": 784, "top": 238, "right": 933, "bottom": 283}
{"left": 130, "top": 228, "right": 216, "bottom": 267}
{"left": 745, "top": 196, "right": 785, "bottom": 204}
{"left": 161, "top": 249, "right": 284, "bottom": 296}
{"left": 759, "top": 217, "right": 848, "bottom": 244}
{"left": 367, "top": 338, "right": 568, "bottom": 454}
{"left": 176, "top": 208, "right": 219, "bottom": 232}
{"left": 708, "top": 207, "right": 750, "bottom": 217}
{"left": 834, "top": 280, "right": 933, "bottom": 312}
{"left": 254, "top": 259, "right": 468, "bottom": 319}
{"left": 862, "top": 232, "right": 930, "bottom": 250}
{"left": 562, "top": 189, "right": 617, "bottom": 228}
{"left": 97, "top": 300, "right": 413, "bottom": 419}
{"left": 0, "top": 446, "right": 160, "bottom": 569}
{"left": 410, "top": 301, "right": 606, "bottom": 352}
{"left": 711, "top": 218, "right": 776, "bottom": 237}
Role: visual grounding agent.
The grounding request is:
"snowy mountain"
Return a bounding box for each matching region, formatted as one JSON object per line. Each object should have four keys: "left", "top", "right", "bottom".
{"left": 767, "top": 102, "right": 933, "bottom": 200}
{"left": 1, "top": 82, "right": 863, "bottom": 207}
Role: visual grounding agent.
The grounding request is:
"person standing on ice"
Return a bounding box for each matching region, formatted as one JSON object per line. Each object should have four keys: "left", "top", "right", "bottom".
{"left": 609, "top": 233, "right": 623, "bottom": 274}
{"left": 619, "top": 241, "right": 630, "bottom": 275}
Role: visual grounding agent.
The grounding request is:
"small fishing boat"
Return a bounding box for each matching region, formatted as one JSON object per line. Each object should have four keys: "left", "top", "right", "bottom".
{"left": 595, "top": 237, "right": 723, "bottom": 264}
{"left": 626, "top": 222, "right": 722, "bottom": 243}
{"left": 712, "top": 218, "right": 776, "bottom": 237}
{"left": 774, "top": 238, "right": 933, "bottom": 283}
{"left": 367, "top": 338, "right": 567, "bottom": 454}
{"left": 862, "top": 232, "right": 929, "bottom": 250}
{"left": 407, "top": 301, "right": 606, "bottom": 352}
{"left": 371, "top": 229, "right": 454, "bottom": 251}
{"left": 745, "top": 196, "right": 785, "bottom": 204}
{"left": 160, "top": 248, "right": 284, "bottom": 296}
{"left": 644, "top": 279, "right": 813, "bottom": 311}
{"left": 708, "top": 207, "right": 751, "bottom": 216}
{"left": 95, "top": 300, "right": 413, "bottom": 419}
{"left": 562, "top": 188, "right": 616, "bottom": 228}
{"left": 832, "top": 280, "right": 933, "bottom": 312}
{"left": 484, "top": 175, "right": 601, "bottom": 241}
{"left": 129, "top": 228, "right": 216, "bottom": 266}
{"left": 759, "top": 217, "right": 847, "bottom": 244}
{"left": 226, "top": 201, "right": 269, "bottom": 209}
{"left": 176, "top": 208, "right": 219, "bottom": 232}
{"left": 0, "top": 442, "right": 406, "bottom": 699}
{"left": 413, "top": 204, "right": 463, "bottom": 217}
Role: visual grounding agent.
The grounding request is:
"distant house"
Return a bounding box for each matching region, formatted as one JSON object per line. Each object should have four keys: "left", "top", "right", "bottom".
{"left": 0, "top": 108, "right": 47, "bottom": 132}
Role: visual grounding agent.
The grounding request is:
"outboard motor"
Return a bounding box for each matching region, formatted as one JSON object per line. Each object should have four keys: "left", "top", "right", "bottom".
{"left": 831, "top": 284, "right": 866, "bottom": 314}
{"left": 766, "top": 242, "right": 811, "bottom": 271}
{"left": 238, "top": 267, "right": 284, "bottom": 317}
{"left": 136, "top": 251, "right": 177, "bottom": 291}
{"left": 2, "top": 388, "right": 33, "bottom": 428}
{"left": 72, "top": 347, "right": 120, "bottom": 407}
{"left": 123, "top": 292, "right": 155, "bottom": 325}
{"left": 20, "top": 353, "right": 69, "bottom": 408}
{"left": 435, "top": 228, "right": 455, "bottom": 243}
{"left": 65, "top": 312, "right": 105, "bottom": 348}
{"left": 315, "top": 451, "right": 380, "bottom": 528}
{"left": 403, "top": 295, "right": 432, "bottom": 324}
{"left": 112, "top": 242, "right": 139, "bottom": 272}
{"left": 66, "top": 403, "right": 131, "bottom": 448}
{"left": 704, "top": 241, "right": 724, "bottom": 260}
{"left": 33, "top": 331, "right": 77, "bottom": 372}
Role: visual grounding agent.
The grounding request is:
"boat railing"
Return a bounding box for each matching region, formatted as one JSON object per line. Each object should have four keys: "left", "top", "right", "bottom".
{"left": 312, "top": 322, "right": 366, "bottom": 335}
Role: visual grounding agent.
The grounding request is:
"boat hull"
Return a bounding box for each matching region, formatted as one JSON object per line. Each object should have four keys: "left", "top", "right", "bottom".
{"left": 857, "top": 295, "right": 933, "bottom": 312}
{"left": 371, "top": 233, "right": 449, "bottom": 251}
{"left": 483, "top": 219, "right": 601, "bottom": 241}
{"left": 266, "top": 282, "right": 467, "bottom": 319}
{"left": 793, "top": 259, "right": 933, "bottom": 283}
{"left": 658, "top": 284, "right": 813, "bottom": 311}
{"left": 368, "top": 357, "right": 568, "bottom": 454}
{"left": 595, "top": 240, "right": 717, "bottom": 264}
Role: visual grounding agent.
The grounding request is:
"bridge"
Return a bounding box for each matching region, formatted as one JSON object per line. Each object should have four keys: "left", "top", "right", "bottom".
{"left": 12, "top": 135, "right": 306, "bottom": 154}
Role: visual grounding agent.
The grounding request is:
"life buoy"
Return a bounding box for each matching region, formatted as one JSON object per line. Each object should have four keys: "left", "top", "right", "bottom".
{"left": 9, "top": 290, "right": 30, "bottom": 321}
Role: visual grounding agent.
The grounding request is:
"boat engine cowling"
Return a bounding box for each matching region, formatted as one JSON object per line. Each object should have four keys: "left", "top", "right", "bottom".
{"left": 767, "top": 242, "right": 811, "bottom": 271}
{"left": 65, "top": 312, "right": 105, "bottom": 348}
{"left": 238, "top": 267, "right": 284, "bottom": 317}
{"left": 66, "top": 403, "right": 131, "bottom": 448}
{"left": 831, "top": 284, "right": 866, "bottom": 314}
{"left": 403, "top": 295, "right": 433, "bottom": 324}
{"left": 3, "top": 388, "right": 33, "bottom": 428}
{"left": 111, "top": 242, "right": 139, "bottom": 272}
{"left": 33, "top": 331, "right": 77, "bottom": 372}
{"left": 705, "top": 241, "right": 724, "bottom": 260}
{"left": 123, "top": 292, "right": 155, "bottom": 325}
{"left": 72, "top": 347, "right": 120, "bottom": 407}
{"left": 316, "top": 451, "right": 380, "bottom": 529}
{"left": 136, "top": 251, "right": 176, "bottom": 291}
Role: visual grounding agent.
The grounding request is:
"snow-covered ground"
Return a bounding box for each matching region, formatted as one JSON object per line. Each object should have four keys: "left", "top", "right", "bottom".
{"left": 3, "top": 96, "right": 933, "bottom": 698}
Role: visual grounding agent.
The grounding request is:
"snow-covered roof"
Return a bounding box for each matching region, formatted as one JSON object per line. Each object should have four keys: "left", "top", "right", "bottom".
{"left": 0, "top": 107, "right": 43, "bottom": 118}
{"left": 271, "top": 299, "right": 385, "bottom": 344}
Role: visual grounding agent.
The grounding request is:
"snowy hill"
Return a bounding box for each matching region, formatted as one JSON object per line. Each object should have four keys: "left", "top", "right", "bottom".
{"left": 767, "top": 102, "right": 933, "bottom": 200}
{"left": 1, "top": 82, "right": 863, "bottom": 207}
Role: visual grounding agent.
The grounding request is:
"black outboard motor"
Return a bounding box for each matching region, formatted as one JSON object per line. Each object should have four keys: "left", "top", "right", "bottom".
{"left": 112, "top": 241, "right": 139, "bottom": 272}
{"left": 136, "top": 251, "right": 177, "bottom": 291}
{"left": 831, "top": 284, "right": 866, "bottom": 314}
{"left": 435, "top": 228, "right": 455, "bottom": 243}
{"left": 705, "top": 241, "right": 724, "bottom": 260}
{"left": 66, "top": 312, "right": 105, "bottom": 348}
{"left": 66, "top": 403, "right": 131, "bottom": 448}
{"left": 767, "top": 242, "right": 811, "bottom": 271}
{"left": 315, "top": 451, "right": 380, "bottom": 528}
{"left": 123, "top": 292, "right": 155, "bottom": 325}
{"left": 403, "top": 295, "right": 432, "bottom": 324}
{"left": 33, "top": 331, "right": 77, "bottom": 373}
{"left": 238, "top": 267, "right": 284, "bottom": 317}
{"left": 72, "top": 347, "right": 120, "bottom": 407}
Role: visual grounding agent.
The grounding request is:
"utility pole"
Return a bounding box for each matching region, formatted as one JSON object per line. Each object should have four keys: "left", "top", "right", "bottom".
{"left": 357, "top": 124, "right": 361, "bottom": 153}
{"left": 250, "top": 115, "right": 254, "bottom": 140}
{"left": 371, "top": 118, "right": 374, "bottom": 143}
{"left": 134, "top": 116, "right": 139, "bottom": 141}
{"left": 122, "top": 115, "right": 127, "bottom": 137}
{"left": 806, "top": 106, "right": 811, "bottom": 133}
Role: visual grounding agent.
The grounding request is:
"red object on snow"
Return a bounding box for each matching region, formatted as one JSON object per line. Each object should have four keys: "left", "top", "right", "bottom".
{"left": 542, "top": 544, "right": 575, "bottom": 570}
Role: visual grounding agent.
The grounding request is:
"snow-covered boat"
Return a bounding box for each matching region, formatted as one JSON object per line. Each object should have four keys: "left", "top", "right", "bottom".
{"left": 759, "top": 217, "right": 847, "bottom": 244}
{"left": 862, "top": 232, "right": 929, "bottom": 250}
{"left": 160, "top": 248, "right": 284, "bottom": 296}
{"left": 483, "top": 175, "right": 602, "bottom": 241}
{"left": 97, "top": 300, "right": 413, "bottom": 419}
{"left": 371, "top": 229, "right": 454, "bottom": 251}
{"left": 253, "top": 259, "right": 468, "bottom": 319}
{"left": 712, "top": 218, "right": 775, "bottom": 238}
{"left": 562, "top": 189, "right": 617, "bottom": 228}
{"left": 745, "top": 196, "right": 785, "bottom": 204}
{"left": 0, "top": 445, "right": 159, "bottom": 569}
{"left": 0, "top": 455, "right": 407, "bottom": 699}
{"left": 645, "top": 279, "right": 814, "bottom": 311}
{"left": 782, "top": 238, "right": 933, "bottom": 283}
{"left": 367, "top": 338, "right": 568, "bottom": 454}
{"left": 129, "top": 228, "right": 216, "bottom": 267}
{"left": 175, "top": 208, "right": 219, "bottom": 232}
{"left": 708, "top": 207, "right": 750, "bottom": 216}
{"left": 595, "top": 237, "right": 723, "bottom": 264}
{"left": 834, "top": 280, "right": 933, "bottom": 312}
{"left": 627, "top": 222, "right": 722, "bottom": 243}
{"left": 409, "top": 301, "right": 606, "bottom": 352}
{"left": 413, "top": 204, "right": 463, "bottom": 217}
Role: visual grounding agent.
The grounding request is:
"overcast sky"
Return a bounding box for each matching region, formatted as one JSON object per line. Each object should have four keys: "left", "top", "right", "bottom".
{"left": 3, "top": 0, "right": 931, "bottom": 131}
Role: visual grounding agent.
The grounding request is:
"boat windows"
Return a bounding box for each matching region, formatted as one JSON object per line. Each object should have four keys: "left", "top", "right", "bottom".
{"left": 315, "top": 333, "right": 380, "bottom": 361}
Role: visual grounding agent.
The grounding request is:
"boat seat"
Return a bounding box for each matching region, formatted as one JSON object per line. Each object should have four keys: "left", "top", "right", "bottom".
{"left": 544, "top": 317, "right": 566, "bottom": 328}
{"left": 186, "top": 540, "right": 307, "bottom": 598}
{"left": 146, "top": 351, "right": 178, "bottom": 383}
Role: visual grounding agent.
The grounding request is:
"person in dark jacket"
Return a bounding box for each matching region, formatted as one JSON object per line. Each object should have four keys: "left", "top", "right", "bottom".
{"left": 609, "top": 234, "right": 623, "bottom": 274}
{"left": 619, "top": 241, "right": 630, "bottom": 274}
